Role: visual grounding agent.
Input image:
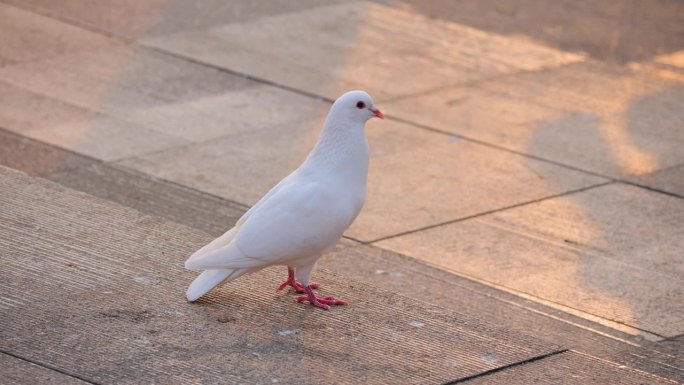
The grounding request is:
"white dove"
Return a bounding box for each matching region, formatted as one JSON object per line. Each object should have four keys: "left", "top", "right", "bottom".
{"left": 185, "top": 90, "right": 383, "bottom": 309}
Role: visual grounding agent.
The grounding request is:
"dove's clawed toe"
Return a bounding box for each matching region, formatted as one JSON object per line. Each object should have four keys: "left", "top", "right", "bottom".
{"left": 277, "top": 267, "right": 320, "bottom": 293}
{"left": 294, "top": 286, "right": 347, "bottom": 310}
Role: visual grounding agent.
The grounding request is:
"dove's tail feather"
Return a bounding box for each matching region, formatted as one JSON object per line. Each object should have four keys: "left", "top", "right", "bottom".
{"left": 186, "top": 268, "right": 249, "bottom": 302}
{"left": 186, "top": 226, "right": 238, "bottom": 264}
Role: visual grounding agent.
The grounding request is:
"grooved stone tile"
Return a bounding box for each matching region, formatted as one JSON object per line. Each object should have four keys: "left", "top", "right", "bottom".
{"left": 52, "top": 162, "right": 247, "bottom": 236}
{"left": 144, "top": 1, "right": 584, "bottom": 101}
{"left": 377, "top": 183, "right": 684, "bottom": 337}
{"left": 0, "top": 353, "right": 89, "bottom": 385}
{"left": 0, "top": 3, "right": 114, "bottom": 65}
{"left": 118, "top": 119, "right": 606, "bottom": 241}
{"left": 0, "top": 166, "right": 560, "bottom": 385}
{"left": 0, "top": 129, "right": 91, "bottom": 177}
{"left": 0, "top": 128, "right": 245, "bottom": 234}
{"left": 382, "top": 62, "right": 684, "bottom": 178}
{"left": 460, "top": 351, "right": 678, "bottom": 385}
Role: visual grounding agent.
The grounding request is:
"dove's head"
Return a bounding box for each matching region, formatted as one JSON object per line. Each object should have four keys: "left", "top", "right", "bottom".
{"left": 330, "top": 90, "right": 384, "bottom": 123}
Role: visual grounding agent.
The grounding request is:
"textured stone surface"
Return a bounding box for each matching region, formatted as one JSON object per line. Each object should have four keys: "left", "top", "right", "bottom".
{"left": 121, "top": 84, "right": 329, "bottom": 142}
{"left": 0, "top": 166, "right": 562, "bottom": 385}
{"left": 377, "top": 183, "right": 684, "bottom": 337}
{"left": 0, "top": 129, "right": 93, "bottom": 177}
{"left": 0, "top": 45, "right": 327, "bottom": 144}
{"left": 52, "top": 162, "right": 247, "bottom": 236}
{"left": 382, "top": 62, "right": 684, "bottom": 178}
{"left": 144, "top": 2, "right": 584, "bottom": 101}
{"left": 2, "top": 132, "right": 679, "bottom": 382}
{"left": 2, "top": 1, "right": 683, "bottom": 382}
{"left": 394, "top": 0, "right": 684, "bottom": 63}
{"left": 459, "top": 350, "right": 678, "bottom": 384}
{"left": 0, "top": 81, "right": 94, "bottom": 135}
{"left": 119, "top": 119, "right": 606, "bottom": 241}
{"left": 631, "top": 164, "right": 684, "bottom": 197}
{"left": 0, "top": 3, "right": 114, "bottom": 65}
{"left": 3, "top": 0, "right": 348, "bottom": 41}
{"left": 0, "top": 353, "right": 89, "bottom": 385}
{"left": 20, "top": 113, "right": 188, "bottom": 162}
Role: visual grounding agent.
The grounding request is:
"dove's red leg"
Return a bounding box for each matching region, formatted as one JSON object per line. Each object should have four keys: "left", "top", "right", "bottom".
{"left": 294, "top": 285, "right": 346, "bottom": 310}
{"left": 277, "top": 267, "right": 320, "bottom": 293}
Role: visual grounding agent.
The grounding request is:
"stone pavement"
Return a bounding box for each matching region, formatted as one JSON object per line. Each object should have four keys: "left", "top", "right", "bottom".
{"left": 0, "top": 1, "right": 682, "bottom": 384}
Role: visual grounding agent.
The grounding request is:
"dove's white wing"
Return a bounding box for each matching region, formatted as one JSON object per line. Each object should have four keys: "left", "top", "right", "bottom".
{"left": 185, "top": 172, "right": 296, "bottom": 264}
{"left": 185, "top": 176, "right": 355, "bottom": 270}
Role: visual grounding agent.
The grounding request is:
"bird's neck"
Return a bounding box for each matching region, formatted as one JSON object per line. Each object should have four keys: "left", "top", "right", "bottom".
{"left": 300, "top": 118, "right": 369, "bottom": 179}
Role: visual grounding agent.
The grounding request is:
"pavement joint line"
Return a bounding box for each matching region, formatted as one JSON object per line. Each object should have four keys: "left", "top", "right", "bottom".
{"left": 622, "top": 180, "right": 684, "bottom": 200}
{"left": 415, "top": 267, "right": 656, "bottom": 346}
{"left": 371, "top": 242, "right": 666, "bottom": 342}
{"left": 375, "top": 59, "right": 590, "bottom": 105}
{"left": 376, "top": 250, "right": 658, "bottom": 346}
{"left": 440, "top": 348, "right": 570, "bottom": 385}
{"left": 0, "top": 349, "right": 100, "bottom": 385}
{"left": 385, "top": 114, "right": 616, "bottom": 179}
{"left": 144, "top": 45, "right": 337, "bottom": 104}
{"left": 366, "top": 180, "right": 615, "bottom": 244}
{"left": 0, "top": 127, "right": 252, "bottom": 212}
{"left": 569, "top": 350, "right": 683, "bottom": 384}
{"left": 2, "top": 1, "right": 132, "bottom": 45}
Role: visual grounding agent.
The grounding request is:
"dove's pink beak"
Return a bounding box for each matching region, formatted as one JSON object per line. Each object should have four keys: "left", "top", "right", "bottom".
{"left": 371, "top": 107, "right": 384, "bottom": 119}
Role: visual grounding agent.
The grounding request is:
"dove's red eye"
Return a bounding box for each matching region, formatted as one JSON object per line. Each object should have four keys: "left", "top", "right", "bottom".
{"left": 356, "top": 101, "right": 366, "bottom": 109}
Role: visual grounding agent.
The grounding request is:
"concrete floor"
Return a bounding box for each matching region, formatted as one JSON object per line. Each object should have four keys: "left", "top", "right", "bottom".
{"left": 0, "top": 1, "right": 682, "bottom": 383}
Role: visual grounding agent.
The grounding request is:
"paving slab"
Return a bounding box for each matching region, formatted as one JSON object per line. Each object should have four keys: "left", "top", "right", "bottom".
{"left": 0, "top": 44, "right": 251, "bottom": 117}
{"left": 116, "top": 116, "right": 325, "bottom": 208}
{"left": 318, "top": 245, "right": 684, "bottom": 382}
{"left": 459, "top": 350, "right": 678, "bottom": 385}
{"left": 118, "top": 119, "right": 606, "bottom": 241}
{"left": 3, "top": 0, "right": 349, "bottom": 42}
{"left": 631, "top": 164, "right": 684, "bottom": 198}
{"left": 51, "top": 162, "right": 247, "bottom": 236}
{"left": 382, "top": 61, "right": 684, "bottom": 179}
{"left": 121, "top": 84, "right": 330, "bottom": 142}
{"left": 0, "top": 81, "right": 94, "bottom": 135}
{"left": 144, "top": 1, "right": 584, "bottom": 101}
{"left": 0, "top": 129, "right": 93, "bottom": 177}
{"left": 377, "top": 182, "right": 684, "bottom": 338}
{"left": 0, "top": 166, "right": 563, "bottom": 385}
{"left": 0, "top": 129, "right": 245, "bottom": 234}
{"left": 0, "top": 353, "right": 89, "bottom": 385}
{"left": 0, "top": 3, "right": 114, "bottom": 66}
{"left": 393, "top": 0, "right": 684, "bottom": 63}
{"left": 20, "top": 113, "right": 189, "bottom": 162}
{"left": 2, "top": 135, "right": 680, "bottom": 382}
{"left": 0, "top": 45, "right": 328, "bottom": 144}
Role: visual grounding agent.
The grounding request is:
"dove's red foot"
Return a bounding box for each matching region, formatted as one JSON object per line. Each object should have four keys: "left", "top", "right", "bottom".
{"left": 277, "top": 268, "right": 320, "bottom": 293}
{"left": 295, "top": 285, "right": 346, "bottom": 310}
